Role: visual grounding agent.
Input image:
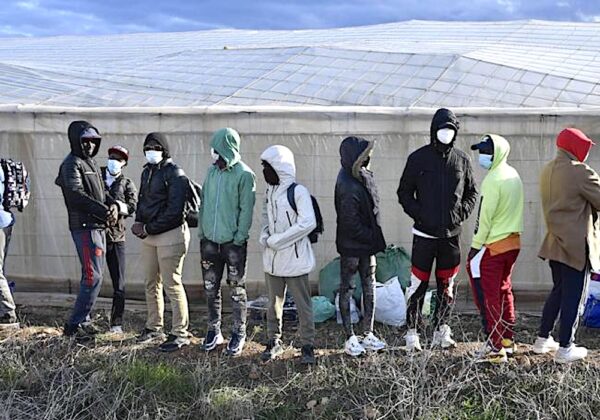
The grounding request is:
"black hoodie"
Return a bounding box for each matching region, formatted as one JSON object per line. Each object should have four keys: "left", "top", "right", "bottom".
{"left": 135, "top": 132, "right": 188, "bottom": 235}
{"left": 334, "top": 136, "right": 386, "bottom": 257}
{"left": 397, "top": 109, "right": 478, "bottom": 238}
{"left": 55, "top": 121, "right": 108, "bottom": 231}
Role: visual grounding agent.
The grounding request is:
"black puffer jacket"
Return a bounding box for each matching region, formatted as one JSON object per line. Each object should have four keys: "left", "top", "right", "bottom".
{"left": 335, "top": 137, "right": 386, "bottom": 257}
{"left": 102, "top": 168, "right": 137, "bottom": 243}
{"left": 397, "top": 108, "right": 478, "bottom": 238}
{"left": 55, "top": 121, "right": 108, "bottom": 231}
{"left": 135, "top": 133, "right": 188, "bottom": 236}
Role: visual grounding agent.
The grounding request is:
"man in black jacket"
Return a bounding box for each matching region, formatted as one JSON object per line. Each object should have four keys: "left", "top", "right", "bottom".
{"left": 56, "top": 121, "right": 118, "bottom": 341}
{"left": 102, "top": 145, "right": 137, "bottom": 334}
{"left": 132, "top": 132, "right": 191, "bottom": 353}
{"left": 398, "top": 108, "right": 478, "bottom": 351}
{"left": 335, "top": 136, "right": 387, "bottom": 357}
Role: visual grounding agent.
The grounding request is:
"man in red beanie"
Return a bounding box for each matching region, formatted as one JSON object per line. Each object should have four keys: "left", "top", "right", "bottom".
{"left": 534, "top": 128, "right": 600, "bottom": 363}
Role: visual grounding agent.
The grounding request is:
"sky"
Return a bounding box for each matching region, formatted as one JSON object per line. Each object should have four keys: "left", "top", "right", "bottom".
{"left": 0, "top": 0, "right": 599, "bottom": 38}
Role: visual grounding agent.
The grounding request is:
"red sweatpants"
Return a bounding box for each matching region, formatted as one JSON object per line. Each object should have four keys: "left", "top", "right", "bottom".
{"left": 467, "top": 249, "right": 519, "bottom": 350}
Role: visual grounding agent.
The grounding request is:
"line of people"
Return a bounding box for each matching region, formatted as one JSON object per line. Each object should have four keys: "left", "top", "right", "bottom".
{"left": 2, "top": 107, "right": 597, "bottom": 366}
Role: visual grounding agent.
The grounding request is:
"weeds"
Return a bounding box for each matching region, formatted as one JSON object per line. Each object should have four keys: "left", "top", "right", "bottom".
{"left": 1, "top": 307, "right": 600, "bottom": 419}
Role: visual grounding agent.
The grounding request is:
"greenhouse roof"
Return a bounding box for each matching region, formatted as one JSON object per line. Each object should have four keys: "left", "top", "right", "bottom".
{"left": 1, "top": 20, "right": 600, "bottom": 109}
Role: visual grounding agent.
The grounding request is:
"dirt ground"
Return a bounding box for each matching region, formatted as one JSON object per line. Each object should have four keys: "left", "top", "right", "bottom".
{"left": 2, "top": 302, "right": 600, "bottom": 419}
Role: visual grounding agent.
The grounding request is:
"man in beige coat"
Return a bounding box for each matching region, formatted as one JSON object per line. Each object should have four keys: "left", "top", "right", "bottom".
{"left": 534, "top": 127, "right": 600, "bottom": 363}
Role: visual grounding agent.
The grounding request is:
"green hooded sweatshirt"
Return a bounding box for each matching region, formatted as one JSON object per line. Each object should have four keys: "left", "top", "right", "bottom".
{"left": 471, "top": 134, "right": 524, "bottom": 249}
{"left": 199, "top": 128, "right": 256, "bottom": 245}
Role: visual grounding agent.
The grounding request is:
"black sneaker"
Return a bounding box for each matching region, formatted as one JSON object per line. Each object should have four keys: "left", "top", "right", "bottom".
{"left": 63, "top": 323, "right": 96, "bottom": 343}
{"left": 137, "top": 328, "right": 166, "bottom": 344}
{"left": 0, "top": 313, "right": 19, "bottom": 330}
{"left": 201, "top": 329, "right": 224, "bottom": 352}
{"left": 225, "top": 332, "right": 246, "bottom": 357}
{"left": 158, "top": 334, "right": 191, "bottom": 353}
{"left": 301, "top": 345, "right": 316, "bottom": 365}
{"left": 260, "top": 339, "right": 284, "bottom": 362}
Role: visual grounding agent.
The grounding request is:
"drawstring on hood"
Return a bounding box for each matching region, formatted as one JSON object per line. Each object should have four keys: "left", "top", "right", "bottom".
{"left": 210, "top": 128, "right": 242, "bottom": 170}
{"left": 340, "top": 136, "right": 381, "bottom": 225}
{"left": 430, "top": 108, "right": 460, "bottom": 155}
{"left": 68, "top": 121, "right": 101, "bottom": 158}
{"left": 557, "top": 128, "right": 595, "bottom": 162}
{"left": 260, "top": 145, "right": 296, "bottom": 188}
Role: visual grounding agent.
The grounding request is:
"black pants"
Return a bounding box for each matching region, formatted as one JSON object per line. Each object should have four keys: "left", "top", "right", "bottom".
{"left": 406, "top": 235, "right": 461, "bottom": 329}
{"left": 539, "top": 260, "right": 588, "bottom": 348}
{"left": 201, "top": 240, "right": 248, "bottom": 336}
{"left": 106, "top": 241, "right": 126, "bottom": 327}
{"left": 339, "top": 255, "right": 376, "bottom": 338}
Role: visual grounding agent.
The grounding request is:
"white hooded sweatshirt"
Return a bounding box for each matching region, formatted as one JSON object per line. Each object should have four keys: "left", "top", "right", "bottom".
{"left": 259, "top": 145, "right": 317, "bottom": 277}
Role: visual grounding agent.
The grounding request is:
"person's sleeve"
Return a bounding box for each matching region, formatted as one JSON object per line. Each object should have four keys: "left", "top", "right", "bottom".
{"left": 60, "top": 161, "right": 108, "bottom": 221}
{"left": 122, "top": 178, "right": 138, "bottom": 217}
{"left": 266, "top": 186, "right": 317, "bottom": 251}
{"left": 471, "top": 181, "right": 499, "bottom": 249}
{"left": 259, "top": 194, "right": 269, "bottom": 247}
{"left": 144, "top": 169, "right": 187, "bottom": 235}
{"left": 397, "top": 156, "right": 421, "bottom": 221}
{"left": 233, "top": 170, "right": 256, "bottom": 245}
{"left": 460, "top": 158, "right": 479, "bottom": 223}
{"left": 579, "top": 165, "right": 600, "bottom": 210}
{"left": 197, "top": 176, "right": 206, "bottom": 240}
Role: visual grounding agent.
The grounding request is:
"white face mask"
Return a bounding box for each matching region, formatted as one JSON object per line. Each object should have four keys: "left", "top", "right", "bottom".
{"left": 436, "top": 128, "right": 455, "bottom": 145}
{"left": 478, "top": 154, "right": 493, "bottom": 170}
{"left": 210, "top": 148, "right": 220, "bottom": 162}
{"left": 145, "top": 150, "right": 163, "bottom": 165}
{"left": 107, "top": 159, "right": 125, "bottom": 175}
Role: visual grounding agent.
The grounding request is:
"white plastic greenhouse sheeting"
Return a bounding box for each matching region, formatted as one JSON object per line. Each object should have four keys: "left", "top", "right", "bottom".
{"left": 2, "top": 106, "right": 600, "bottom": 301}
{"left": 1, "top": 20, "right": 600, "bottom": 108}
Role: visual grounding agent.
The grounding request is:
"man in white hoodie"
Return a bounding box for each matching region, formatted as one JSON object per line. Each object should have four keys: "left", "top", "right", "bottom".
{"left": 259, "top": 145, "right": 317, "bottom": 365}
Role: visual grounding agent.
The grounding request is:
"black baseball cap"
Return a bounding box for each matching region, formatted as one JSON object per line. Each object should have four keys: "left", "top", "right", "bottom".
{"left": 471, "top": 135, "right": 494, "bottom": 154}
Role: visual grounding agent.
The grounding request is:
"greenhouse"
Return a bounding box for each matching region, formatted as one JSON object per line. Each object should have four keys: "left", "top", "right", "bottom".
{"left": 1, "top": 19, "right": 600, "bottom": 300}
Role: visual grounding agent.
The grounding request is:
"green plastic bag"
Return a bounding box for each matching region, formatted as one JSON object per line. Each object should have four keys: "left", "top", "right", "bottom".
{"left": 318, "top": 245, "right": 412, "bottom": 303}
{"left": 375, "top": 245, "right": 411, "bottom": 290}
{"left": 318, "top": 257, "right": 362, "bottom": 303}
{"left": 312, "top": 296, "right": 336, "bottom": 323}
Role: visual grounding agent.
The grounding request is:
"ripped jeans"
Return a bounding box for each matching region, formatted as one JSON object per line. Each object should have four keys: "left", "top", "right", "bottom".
{"left": 339, "top": 255, "right": 376, "bottom": 338}
{"left": 201, "top": 240, "right": 248, "bottom": 336}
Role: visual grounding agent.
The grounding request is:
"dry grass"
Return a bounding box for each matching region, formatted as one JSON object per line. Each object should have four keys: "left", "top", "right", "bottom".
{"left": 1, "top": 305, "right": 600, "bottom": 419}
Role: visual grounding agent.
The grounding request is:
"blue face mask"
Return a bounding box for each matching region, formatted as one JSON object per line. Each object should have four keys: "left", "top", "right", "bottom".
{"left": 478, "top": 154, "right": 493, "bottom": 170}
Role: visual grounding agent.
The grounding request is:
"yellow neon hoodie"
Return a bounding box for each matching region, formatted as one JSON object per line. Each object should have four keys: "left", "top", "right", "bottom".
{"left": 471, "top": 134, "right": 524, "bottom": 249}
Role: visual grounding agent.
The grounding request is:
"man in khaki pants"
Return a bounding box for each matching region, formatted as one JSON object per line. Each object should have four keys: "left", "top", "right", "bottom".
{"left": 132, "top": 132, "right": 191, "bottom": 353}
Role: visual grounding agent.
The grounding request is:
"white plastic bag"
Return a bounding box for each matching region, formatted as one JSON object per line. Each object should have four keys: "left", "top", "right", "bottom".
{"left": 335, "top": 293, "right": 360, "bottom": 324}
{"left": 589, "top": 272, "right": 600, "bottom": 298}
{"left": 374, "top": 277, "right": 406, "bottom": 327}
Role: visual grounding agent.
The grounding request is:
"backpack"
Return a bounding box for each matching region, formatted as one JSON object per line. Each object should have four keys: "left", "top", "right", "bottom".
{"left": 185, "top": 178, "right": 202, "bottom": 228}
{"left": 1, "top": 159, "right": 30, "bottom": 212}
{"left": 286, "top": 182, "right": 324, "bottom": 243}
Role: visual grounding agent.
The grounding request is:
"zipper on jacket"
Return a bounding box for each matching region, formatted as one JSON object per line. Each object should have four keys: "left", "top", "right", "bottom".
{"left": 212, "top": 171, "right": 223, "bottom": 239}
{"left": 441, "top": 156, "right": 446, "bottom": 232}
{"left": 286, "top": 210, "right": 299, "bottom": 258}
{"left": 270, "top": 186, "right": 278, "bottom": 273}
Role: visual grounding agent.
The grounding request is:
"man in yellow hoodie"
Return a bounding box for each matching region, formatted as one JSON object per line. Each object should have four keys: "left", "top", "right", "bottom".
{"left": 467, "top": 134, "right": 524, "bottom": 363}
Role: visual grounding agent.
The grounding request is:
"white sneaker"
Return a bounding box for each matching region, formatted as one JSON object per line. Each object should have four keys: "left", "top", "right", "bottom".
{"left": 432, "top": 324, "right": 456, "bottom": 349}
{"left": 533, "top": 335, "right": 560, "bottom": 354}
{"left": 404, "top": 329, "right": 422, "bottom": 352}
{"left": 361, "top": 332, "right": 386, "bottom": 352}
{"left": 555, "top": 344, "right": 588, "bottom": 364}
{"left": 109, "top": 326, "right": 123, "bottom": 334}
{"left": 344, "top": 335, "right": 366, "bottom": 357}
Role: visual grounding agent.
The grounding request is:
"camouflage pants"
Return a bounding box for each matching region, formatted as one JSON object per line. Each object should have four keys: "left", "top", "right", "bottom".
{"left": 339, "top": 255, "right": 376, "bottom": 338}
{"left": 201, "top": 240, "right": 248, "bottom": 336}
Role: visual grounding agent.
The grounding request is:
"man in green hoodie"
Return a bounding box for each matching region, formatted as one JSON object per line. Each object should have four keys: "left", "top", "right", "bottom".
{"left": 467, "top": 134, "right": 523, "bottom": 364}
{"left": 199, "top": 127, "right": 256, "bottom": 356}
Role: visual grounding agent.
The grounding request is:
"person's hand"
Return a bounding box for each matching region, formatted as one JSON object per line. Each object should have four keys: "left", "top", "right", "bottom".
{"left": 106, "top": 204, "right": 119, "bottom": 226}
{"left": 468, "top": 247, "right": 479, "bottom": 261}
{"left": 132, "top": 222, "right": 148, "bottom": 239}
